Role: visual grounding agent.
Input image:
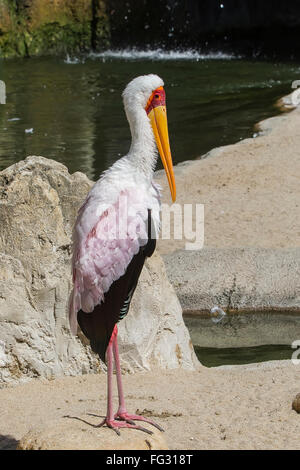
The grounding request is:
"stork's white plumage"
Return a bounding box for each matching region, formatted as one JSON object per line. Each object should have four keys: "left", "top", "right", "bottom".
{"left": 69, "top": 74, "right": 176, "bottom": 434}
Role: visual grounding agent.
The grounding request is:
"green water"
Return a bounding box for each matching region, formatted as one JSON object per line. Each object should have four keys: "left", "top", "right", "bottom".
{"left": 195, "top": 344, "right": 293, "bottom": 368}
{"left": 0, "top": 53, "right": 300, "bottom": 179}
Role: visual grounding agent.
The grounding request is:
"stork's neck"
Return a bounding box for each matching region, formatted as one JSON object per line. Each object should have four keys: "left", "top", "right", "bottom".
{"left": 126, "top": 105, "right": 157, "bottom": 180}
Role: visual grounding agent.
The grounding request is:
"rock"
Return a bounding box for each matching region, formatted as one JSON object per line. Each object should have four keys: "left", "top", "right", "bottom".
{"left": 0, "top": 156, "right": 198, "bottom": 385}
{"left": 118, "top": 252, "right": 198, "bottom": 372}
{"left": 164, "top": 247, "right": 300, "bottom": 348}
{"left": 275, "top": 92, "right": 298, "bottom": 112}
{"left": 254, "top": 115, "right": 290, "bottom": 136}
{"left": 17, "top": 415, "right": 168, "bottom": 450}
{"left": 164, "top": 247, "right": 300, "bottom": 314}
{"left": 292, "top": 394, "right": 300, "bottom": 414}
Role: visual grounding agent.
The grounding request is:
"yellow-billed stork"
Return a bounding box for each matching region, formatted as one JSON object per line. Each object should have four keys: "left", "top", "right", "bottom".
{"left": 69, "top": 74, "right": 176, "bottom": 435}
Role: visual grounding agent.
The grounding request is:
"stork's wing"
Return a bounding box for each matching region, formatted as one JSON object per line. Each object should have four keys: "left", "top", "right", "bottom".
{"left": 76, "top": 227, "right": 155, "bottom": 362}
{"left": 69, "top": 188, "right": 156, "bottom": 335}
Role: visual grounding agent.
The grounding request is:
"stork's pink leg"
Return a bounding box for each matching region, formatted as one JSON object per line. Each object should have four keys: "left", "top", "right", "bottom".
{"left": 113, "top": 331, "right": 164, "bottom": 432}
{"left": 97, "top": 330, "right": 153, "bottom": 435}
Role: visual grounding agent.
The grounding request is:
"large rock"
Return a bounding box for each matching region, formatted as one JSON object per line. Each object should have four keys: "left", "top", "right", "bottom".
{"left": 17, "top": 415, "right": 168, "bottom": 450}
{"left": 118, "top": 253, "right": 198, "bottom": 371}
{"left": 164, "top": 247, "right": 300, "bottom": 314}
{"left": 0, "top": 156, "right": 198, "bottom": 385}
{"left": 164, "top": 247, "right": 300, "bottom": 348}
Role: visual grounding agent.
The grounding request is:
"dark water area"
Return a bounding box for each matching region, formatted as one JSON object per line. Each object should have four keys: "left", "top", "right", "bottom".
{"left": 0, "top": 52, "right": 300, "bottom": 180}
{"left": 195, "top": 344, "right": 293, "bottom": 368}
{"left": 108, "top": 0, "right": 300, "bottom": 60}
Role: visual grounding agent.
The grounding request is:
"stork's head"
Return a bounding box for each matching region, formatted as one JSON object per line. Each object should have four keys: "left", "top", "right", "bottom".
{"left": 123, "top": 74, "right": 176, "bottom": 202}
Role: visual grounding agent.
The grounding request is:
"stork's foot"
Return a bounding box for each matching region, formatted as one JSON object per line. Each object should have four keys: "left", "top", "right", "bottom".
{"left": 115, "top": 411, "right": 164, "bottom": 432}
{"left": 97, "top": 417, "right": 153, "bottom": 436}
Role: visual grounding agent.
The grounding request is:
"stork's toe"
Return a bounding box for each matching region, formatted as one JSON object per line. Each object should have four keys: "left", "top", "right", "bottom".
{"left": 115, "top": 411, "right": 164, "bottom": 432}
{"left": 97, "top": 417, "right": 153, "bottom": 435}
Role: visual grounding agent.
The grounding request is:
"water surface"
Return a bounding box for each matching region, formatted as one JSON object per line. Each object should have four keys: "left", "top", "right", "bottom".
{"left": 195, "top": 344, "right": 293, "bottom": 368}
{"left": 0, "top": 51, "right": 299, "bottom": 179}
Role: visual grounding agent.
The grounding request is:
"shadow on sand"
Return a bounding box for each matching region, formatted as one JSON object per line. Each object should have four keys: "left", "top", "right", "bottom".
{"left": 0, "top": 434, "right": 19, "bottom": 450}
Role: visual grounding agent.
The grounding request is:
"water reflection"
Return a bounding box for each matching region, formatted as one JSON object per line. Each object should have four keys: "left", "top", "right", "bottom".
{"left": 195, "top": 344, "right": 293, "bottom": 368}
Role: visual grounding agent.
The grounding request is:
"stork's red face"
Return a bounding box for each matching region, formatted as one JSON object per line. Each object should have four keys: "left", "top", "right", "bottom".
{"left": 145, "top": 86, "right": 166, "bottom": 114}
{"left": 145, "top": 87, "right": 176, "bottom": 202}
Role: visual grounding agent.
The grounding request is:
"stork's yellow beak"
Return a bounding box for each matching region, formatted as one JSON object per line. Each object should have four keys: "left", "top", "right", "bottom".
{"left": 146, "top": 89, "right": 176, "bottom": 202}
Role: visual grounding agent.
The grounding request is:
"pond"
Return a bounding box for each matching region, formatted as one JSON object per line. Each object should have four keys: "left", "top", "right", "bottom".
{"left": 194, "top": 344, "right": 294, "bottom": 368}
{"left": 184, "top": 312, "right": 300, "bottom": 367}
{"left": 0, "top": 50, "right": 300, "bottom": 180}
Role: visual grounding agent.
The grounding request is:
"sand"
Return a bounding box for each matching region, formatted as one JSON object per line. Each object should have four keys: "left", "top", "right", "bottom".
{"left": 1, "top": 361, "right": 300, "bottom": 450}
{"left": 155, "top": 105, "right": 300, "bottom": 254}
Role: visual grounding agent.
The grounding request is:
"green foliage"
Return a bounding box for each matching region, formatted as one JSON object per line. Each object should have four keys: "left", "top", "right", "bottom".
{"left": 0, "top": 0, "right": 110, "bottom": 58}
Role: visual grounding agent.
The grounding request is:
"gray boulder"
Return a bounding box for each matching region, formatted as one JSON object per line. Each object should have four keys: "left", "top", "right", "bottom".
{"left": 0, "top": 156, "right": 198, "bottom": 385}
{"left": 163, "top": 247, "right": 300, "bottom": 314}
{"left": 163, "top": 247, "right": 300, "bottom": 349}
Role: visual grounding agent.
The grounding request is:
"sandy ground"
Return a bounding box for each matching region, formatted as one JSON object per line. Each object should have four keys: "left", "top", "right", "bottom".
{"left": 1, "top": 361, "right": 300, "bottom": 450}
{"left": 155, "top": 106, "right": 300, "bottom": 254}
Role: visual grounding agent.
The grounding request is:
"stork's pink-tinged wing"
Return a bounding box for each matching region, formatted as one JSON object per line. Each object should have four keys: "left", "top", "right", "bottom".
{"left": 69, "top": 188, "right": 154, "bottom": 335}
